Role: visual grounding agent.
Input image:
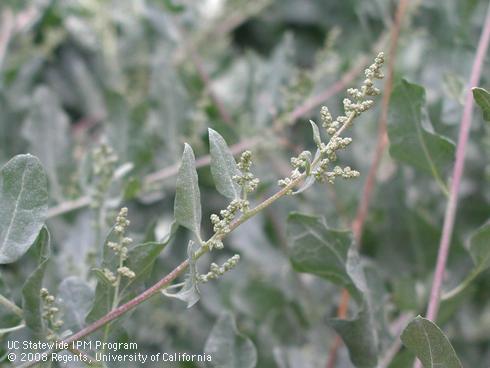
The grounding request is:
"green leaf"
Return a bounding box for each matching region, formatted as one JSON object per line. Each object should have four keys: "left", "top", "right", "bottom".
{"left": 174, "top": 143, "right": 202, "bottom": 237}
{"left": 57, "top": 277, "right": 94, "bottom": 332}
{"left": 0, "top": 154, "right": 48, "bottom": 264}
{"left": 401, "top": 316, "right": 462, "bottom": 368}
{"left": 21, "top": 227, "right": 50, "bottom": 335}
{"left": 288, "top": 216, "right": 380, "bottom": 367}
{"left": 204, "top": 312, "right": 257, "bottom": 368}
{"left": 287, "top": 213, "right": 353, "bottom": 286}
{"left": 328, "top": 249, "right": 379, "bottom": 368}
{"left": 472, "top": 87, "right": 490, "bottom": 121}
{"left": 330, "top": 308, "right": 378, "bottom": 368}
{"left": 388, "top": 80, "right": 455, "bottom": 188}
{"left": 309, "top": 120, "right": 322, "bottom": 147}
{"left": 209, "top": 128, "right": 241, "bottom": 199}
{"left": 161, "top": 240, "right": 200, "bottom": 308}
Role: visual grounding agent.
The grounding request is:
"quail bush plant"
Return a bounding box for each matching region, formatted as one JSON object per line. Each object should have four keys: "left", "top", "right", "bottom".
{"left": 1, "top": 1, "right": 490, "bottom": 368}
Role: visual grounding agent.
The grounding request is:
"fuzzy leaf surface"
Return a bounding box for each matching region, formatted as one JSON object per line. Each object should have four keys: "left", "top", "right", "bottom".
{"left": 388, "top": 80, "right": 455, "bottom": 180}
{"left": 0, "top": 154, "right": 48, "bottom": 264}
{"left": 473, "top": 87, "right": 490, "bottom": 121}
{"left": 161, "top": 240, "right": 200, "bottom": 308}
{"left": 204, "top": 312, "right": 257, "bottom": 368}
{"left": 174, "top": 143, "right": 202, "bottom": 237}
{"left": 57, "top": 277, "right": 94, "bottom": 332}
{"left": 401, "top": 316, "right": 462, "bottom": 368}
{"left": 21, "top": 228, "right": 50, "bottom": 335}
{"left": 209, "top": 128, "right": 241, "bottom": 199}
{"left": 287, "top": 213, "right": 353, "bottom": 286}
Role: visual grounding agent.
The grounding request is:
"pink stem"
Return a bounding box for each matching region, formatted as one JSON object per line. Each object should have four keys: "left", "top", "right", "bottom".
{"left": 425, "top": 2, "right": 490, "bottom": 323}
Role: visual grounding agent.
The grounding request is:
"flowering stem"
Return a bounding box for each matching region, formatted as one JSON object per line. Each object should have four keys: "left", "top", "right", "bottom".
{"left": 19, "top": 100, "right": 364, "bottom": 367}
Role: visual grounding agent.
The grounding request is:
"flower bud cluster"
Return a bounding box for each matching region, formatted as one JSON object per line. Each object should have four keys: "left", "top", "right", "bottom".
{"left": 198, "top": 255, "right": 240, "bottom": 283}
{"left": 321, "top": 166, "right": 360, "bottom": 184}
{"left": 91, "top": 142, "right": 118, "bottom": 208}
{"left": 284, "top": 52, "right": 384, "bottom": 188}
{"left": 207, "top": 199, "right": 249, "bottom": 250}
{"left": 103, "top": 207, "right": 136, "bottom": 286}
{"left": 278, "top": 151, "right": 312, "bottom": 193}
{"left": 40, "top": 288, "right": 63, "bottom": 339}
{"left": 233, "top": 151, "right": 260, "bottom": 193}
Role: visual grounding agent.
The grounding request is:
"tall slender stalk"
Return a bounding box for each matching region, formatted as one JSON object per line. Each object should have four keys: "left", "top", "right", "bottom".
{"left": 413, "top": 4, "right": 490, "bottom": 368}
{"left": 425, "top": 0, "right": 490, "bottom": 324}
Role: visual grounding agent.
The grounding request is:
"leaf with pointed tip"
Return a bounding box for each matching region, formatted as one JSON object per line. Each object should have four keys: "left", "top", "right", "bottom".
{"left": 174, "top": 144, "right": 202, "bottom": 237}
{"left": 473, "top": 87, "right": 490, "bottom": 122}
{"left": 161, "top": 240, "right": 200, "bottom": 308}
{"left": 21, "top": 227, "right": 50, "bottom": 335}
{"left": 204, "top": 312, "right": 257, "bottom": 368}
{"left": 287, "top": 213, "right": 353, "bottom": 287}
{"left": 328, "top": 249, "right": 379, "bottom": 368}
{"left": 401, "top": 316, "right": 462, "bottom": 368}
{"left": 0, "top": 154, "right": 48, "bottom": 264}
{"left": 388, "top": 80, "right": 455, "bottom": 180}
{"left": 309, "top": 120, "right": 322, "bottom": 147}
{"left": 209, "top": 128, "right": 241, "bottom": 199}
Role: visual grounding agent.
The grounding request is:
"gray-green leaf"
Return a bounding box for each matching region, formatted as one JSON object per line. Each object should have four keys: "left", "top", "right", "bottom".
{"left": 174, "top": 143, "right": 202, "bottom": 237}
{"left": 209, "top": 128, "right": 241, "bottom": 199}
{"left": 388, "top": 80, "right": 455, "bottom": 184}
{"left": 57, "top": 277, "right": 94, "bottom": 332}
{"left": 472, "top": 87, "right": 490, "bottom": 121}
{"left": 330, "top": 308, "right": 378, "bottom": 368}
{"left": 401, "top": 316, "right": 462, "bottom": 368}
{"left": 309, "top": 120, "right": 322, "bottom": 147}
{"left": 21, "top": 227, "right": 50, "bottom": 335}
{"left": 204, "top": 312, "right": 257, "bottom": 368}
{"left": 0, "top": 154, "right": 48, "bottom": 264}
{"left": 287, "top": 213, "right": 353, "bottom": 286}
{"left": 161, "top": 240, "right": 200, "bottom": 308}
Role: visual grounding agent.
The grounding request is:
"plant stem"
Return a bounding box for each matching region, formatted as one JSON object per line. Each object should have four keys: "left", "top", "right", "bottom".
{"left": 425, "top": 1, "right": 490, "bottom": 323}
{"left": 413, "top": 4, "right": 490, "bottom": 368}
{"left": 20, "top": 103, "right": 362, "bottom": 367}
{"left": 46, "top": 45, "right": 385, "bottom": 220}
{"left": 0, "top": 293, "right": 23, "bottom": 317}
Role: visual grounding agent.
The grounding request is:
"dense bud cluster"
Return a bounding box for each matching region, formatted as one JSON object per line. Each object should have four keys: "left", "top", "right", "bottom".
{"left": 198, "top": 255, "right": 240, "bottom": 283}
{"left": 103, "top": 207, "right": 136, "bottom": 286}
{"left": 233, "top": 151, "right": 260, "bottom": 193}
{"left": 278, "top": 52, "right": 384, "bottom": 190}
{"left": 40, "top": 288, "right": 64, "bottom": 340}
{"left": 207, "top": 199, "right": 249, "bottom": 250}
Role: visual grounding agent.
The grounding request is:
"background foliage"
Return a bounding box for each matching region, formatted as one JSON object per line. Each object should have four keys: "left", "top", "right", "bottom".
{"left": 1, "top": 0, "right": 490, "bottom": 367}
